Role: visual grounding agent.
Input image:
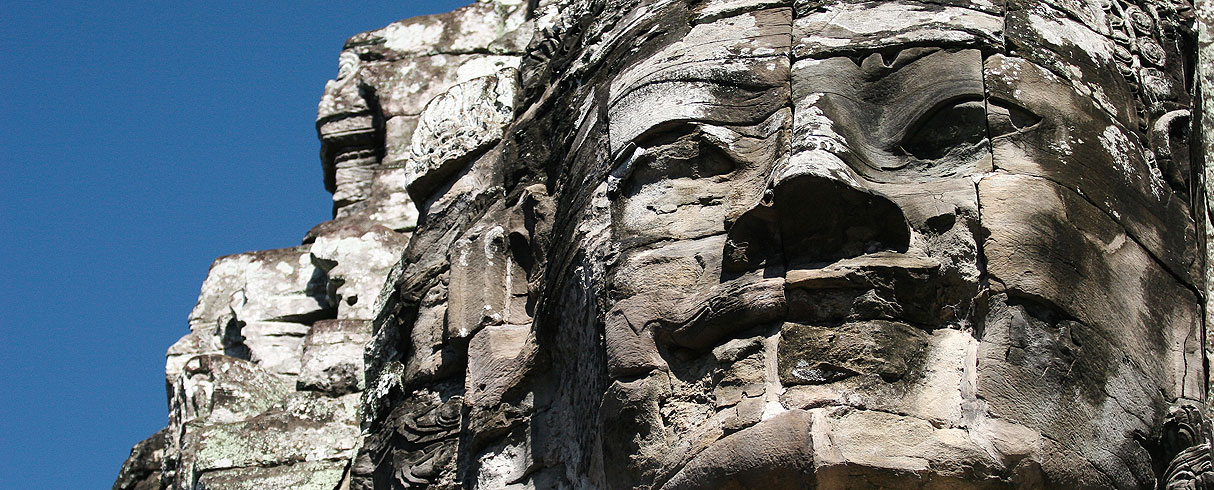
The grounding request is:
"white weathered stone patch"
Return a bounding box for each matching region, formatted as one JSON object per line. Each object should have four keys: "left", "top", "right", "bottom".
{"left": 406, "top": 70, "right": 519, "bottom": 199}
{"left": 794, "top": 2, "right": 1002, "bottom": 57}
{"left": 382, "top": 20, "right": 448, "bottom": 54}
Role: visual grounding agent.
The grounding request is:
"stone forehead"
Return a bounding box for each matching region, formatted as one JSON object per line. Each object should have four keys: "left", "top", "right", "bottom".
{"left": 607, "top": 2, "right": 1001, "bottom": 97}
{"left": 794, "top": 1, "right": 1003, "bottom": 57}
{"left": 597, "top": 0, "right": 1189, "bottom": 153}
{"left": 585, "top": 0, "right": 1189, "bottom": 79}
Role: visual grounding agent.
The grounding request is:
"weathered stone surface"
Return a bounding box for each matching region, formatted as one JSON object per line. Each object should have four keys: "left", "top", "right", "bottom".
{"left": 187, "top": 247, "right": 327, "bottom": 331}
{"left": 170, "top": 355, "right": 293, "bottom": 426}
{"left": 778, "top": 320, "right": 930, "bottom": 385}
{"left": 187, "top": 393, "right": 360, "bottom": 473}
{"left": 194, "top": 460, "right": 348, "bottom": 490}
{"left": 985, "top": 53, "right": 1199, "bottom": 284}
{"left": 120, "top": 0, "right": 1214, "bottom": 489}
{"left": 978, "top": 173, "right": 1202, "bottom": 487}
{"left": 405, "top": 71, "right": 519, "bottom": 202}
{"left": 316, "top": 0, "right": 531, "bottom": 229}
{"left": 147, "top": 207, "right": 411, "bottom": 487}
{"left": 807, "top": 407, "right": 1007, "bottom": 488}
{"left": 1201, "top": 2, "right": 1214, "bottom": 459}
{"left": 113, "top": 428, "right": 166, "bottom": 490}
{"left": 660, "top": 409, "right": 816, "bottom": 490}
{"left": 793, "top": 1, "right": 1004, "bottom": 59}
{"left": 298, "top": 319, "right": 371, "bottom": 395}
{"left": 169, "top": 247, "right": 327, "bottom": 380}
{"left": 164, "top": 355, "right": 293, "bottom": 486}
{"left": 309, "top": 220, "right": 408, "bottom": 320}
{"left": 466, "top": 323, "right": 532, "bottom": 410}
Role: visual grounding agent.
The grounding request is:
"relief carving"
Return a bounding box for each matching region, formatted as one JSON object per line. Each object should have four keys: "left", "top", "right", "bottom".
{"left": 116, "top": 0, "right": 1214, "bottom": 488}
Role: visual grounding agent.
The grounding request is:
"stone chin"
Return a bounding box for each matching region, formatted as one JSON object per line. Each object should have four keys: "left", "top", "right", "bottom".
{"left": 658, "top": 409, "right": 817, "bottom": 490}
{"left": 655, "top": 407, "right": 1034, "bottom": 490}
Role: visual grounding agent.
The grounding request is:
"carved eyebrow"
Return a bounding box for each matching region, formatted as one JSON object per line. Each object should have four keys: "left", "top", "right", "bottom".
{"left": 608, "top": 62, "right": 788, "bottom": 110}
{"left": 607, "top": 79, "right": 787, "bottom": 155}
{"left": 846, "top": 47, "right": 941, "bottom": 73}
{"left": 623, "top": 105, "right": 788, "bottom": 157}
{"left": 607, "top": 12, "right": 792, "bottom": 107}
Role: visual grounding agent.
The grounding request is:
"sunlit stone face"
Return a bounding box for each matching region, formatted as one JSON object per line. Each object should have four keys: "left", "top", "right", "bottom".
{"left": 347, "top": 0, "right": 1205, "bottom": 488}
{"left": 587, "top": 1, "right": 1202, "bottom": 488}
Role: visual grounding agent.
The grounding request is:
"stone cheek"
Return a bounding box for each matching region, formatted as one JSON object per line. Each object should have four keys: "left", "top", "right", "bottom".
{"left": 297, "top": 319, "right": 372, "bottom": 396}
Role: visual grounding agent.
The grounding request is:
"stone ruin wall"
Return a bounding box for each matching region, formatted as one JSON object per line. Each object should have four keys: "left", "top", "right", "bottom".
{"left": 115, "top": 0, "right": 1214, "bottom": 488}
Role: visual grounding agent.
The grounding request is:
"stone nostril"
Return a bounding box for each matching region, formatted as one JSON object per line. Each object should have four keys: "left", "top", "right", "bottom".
{"left": 761, "top": 188, "right": 775, "bottom": 207}
{"left": 722, "top": 204, "right": 780, "bottom": 274}
{"left": 722, "top": 176, "right": 910, "bottom": 273}
{"left": 774, "top": 175, "right": 910, "bottom": 268}
{"left": 924, "top": 213, "right": 957, "bottom": 234}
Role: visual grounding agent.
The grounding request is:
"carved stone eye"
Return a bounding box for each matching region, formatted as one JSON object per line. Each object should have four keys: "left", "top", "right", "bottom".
{"left": 987, "top": 98, "right": 1042, "bottom": 138}
{"left": 901, "top": 98, "right": 988, "bottom": 160}
{"left": 899, "top": 97, "right": 1041, "bottom": 162}
{"left": 626, "top": 126, "right": 736, "bottom": 188}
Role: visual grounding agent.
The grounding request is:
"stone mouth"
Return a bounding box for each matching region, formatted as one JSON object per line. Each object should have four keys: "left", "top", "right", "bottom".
{"left": 784, "top": 251, "right": 949, "bottom": 329}
{"left": 331, "top": 146, "right": 378, "bottom": 164}
{"left": 320, "top": 129, "right": 379, "bottom": 162}
{"left": 319, "top": 126, "right": 376, "bottom": 140}
{"left": 784, "top": 251, "right": 940, "bottom": 290}
{"left": 657, "top": 252, "right": 948, "bottom": 351}
{"left": 777, "top": 319, "right": 931, "bottom": 386}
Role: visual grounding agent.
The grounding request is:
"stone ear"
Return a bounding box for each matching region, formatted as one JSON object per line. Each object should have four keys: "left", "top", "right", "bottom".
{"left": 514, "top": 184, "right": 554, "bottom": 287}
{"left": 1150, "top": 109, "right": 1192, "bottom": 196}
{"left": 448, "top": 186, "right": 553, "bottom": 340}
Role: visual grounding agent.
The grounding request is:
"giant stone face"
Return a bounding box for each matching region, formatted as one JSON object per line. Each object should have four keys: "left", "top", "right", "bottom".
{"left": 357, "top": 0, "right": 1207, "bottom": 488}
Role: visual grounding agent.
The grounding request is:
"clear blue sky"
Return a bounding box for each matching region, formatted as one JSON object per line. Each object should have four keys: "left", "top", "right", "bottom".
{"left": 0, "top": 1, "right": 472, "bottom": 487}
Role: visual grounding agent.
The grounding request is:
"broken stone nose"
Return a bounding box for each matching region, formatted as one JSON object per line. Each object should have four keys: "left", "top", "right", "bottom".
{"left": 723, "top": 172, "right": 910, "bottom": 272}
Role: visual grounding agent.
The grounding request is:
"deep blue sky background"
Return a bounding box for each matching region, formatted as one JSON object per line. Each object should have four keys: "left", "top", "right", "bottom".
{"left": 1, "top": 1, "right": 471, "bottom": 487}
